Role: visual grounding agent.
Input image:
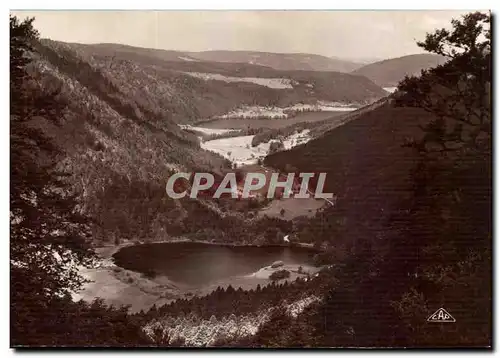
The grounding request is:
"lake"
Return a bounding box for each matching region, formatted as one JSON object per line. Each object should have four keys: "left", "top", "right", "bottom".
{"left": 194, "top": 111, "right": 346, "bottom": 130}
{"left": 112, "top": 242, "right": 317, "bottom": 287}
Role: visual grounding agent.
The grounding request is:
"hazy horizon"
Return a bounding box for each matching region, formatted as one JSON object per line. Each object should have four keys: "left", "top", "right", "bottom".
{"left": 11, "top": 10, "right": 470, "bottom": 61}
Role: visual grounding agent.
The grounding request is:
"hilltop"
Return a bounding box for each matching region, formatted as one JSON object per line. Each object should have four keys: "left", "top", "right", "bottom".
{"left": 351, "top": 53, "right": 449, "bottom": 87}
{"left": 187, "top": 50, "right": 364, "bottom": 72}
{"left": 47, "top": 42, "right": 387, "bottom": 124}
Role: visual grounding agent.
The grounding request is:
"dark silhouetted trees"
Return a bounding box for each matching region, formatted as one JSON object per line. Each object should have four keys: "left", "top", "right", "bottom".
{"left": 10, "top": 15, "right": 150, "bottom": 347}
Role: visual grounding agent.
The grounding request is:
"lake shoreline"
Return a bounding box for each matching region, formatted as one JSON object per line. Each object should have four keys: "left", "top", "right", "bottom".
{"left": 95, "top": 237, "right": 317, "bottom": 260}
{"left": 75, "top": 238, "right": 319, "bottom": 313}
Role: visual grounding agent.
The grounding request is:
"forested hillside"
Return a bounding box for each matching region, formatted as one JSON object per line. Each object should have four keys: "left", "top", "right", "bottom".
{"left": 10, "top": 36, "right": 388, "bottom": 245}
{"left": 54, "top": 41, "right": 386, "bottom": 123}
{"left": 24, "top": 39, "right": 235, "bottom": 245}
{"left": 352, "top": 53, "right": 449, "bottom": 87}
{"left": 260, "top": 11, "right": 491, "bottom": 347}
{"left": 10, "top": 15, "right": 153, "bottom": 346}
{"left": 186, "top": 50, "right": 364, "bottom": 72}
{"left": 10, "top": 11, "right": 491, "bottom": 348}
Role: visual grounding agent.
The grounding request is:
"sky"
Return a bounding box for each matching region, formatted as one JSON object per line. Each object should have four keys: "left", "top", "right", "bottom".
{"left": 11, "top": 10, "right": 471, "bottom": 61}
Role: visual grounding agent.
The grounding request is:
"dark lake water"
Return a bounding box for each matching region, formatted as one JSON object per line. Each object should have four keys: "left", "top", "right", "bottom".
{"left": 112, "top": 242, "right": 317, "bottom": 286}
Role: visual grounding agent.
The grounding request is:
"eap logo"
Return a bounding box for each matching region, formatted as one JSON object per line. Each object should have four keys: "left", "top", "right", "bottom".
{"left": 427, "top": 308, "right": 456, "bottom": 323}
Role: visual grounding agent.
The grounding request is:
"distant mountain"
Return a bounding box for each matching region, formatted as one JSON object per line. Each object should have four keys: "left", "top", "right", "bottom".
{"left": 351, "top": 53, "right": 449, "bottom": 87}
{"left": 332, "top": 56, "right": 384, "bottom": 65}
{"left": 28, "top": 40, "right": 387, "bottom": 245}
{"left": 61, "top": 42, "right": 387, "bottom": 123}
{"left": 187, "top": 50, "right": 364, "bottom": 73}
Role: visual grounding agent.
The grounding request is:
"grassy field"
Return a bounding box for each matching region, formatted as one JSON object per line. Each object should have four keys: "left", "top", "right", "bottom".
{"left": 258, "top": 197, "right": 326, "bottom": 220}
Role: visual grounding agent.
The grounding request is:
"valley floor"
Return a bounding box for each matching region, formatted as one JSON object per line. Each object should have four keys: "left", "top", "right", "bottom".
{"left": 73, "top": 239, "right": 319, "bottom": 313}
{"left": 73, "top": 111, "right": 342, "bottom": 313}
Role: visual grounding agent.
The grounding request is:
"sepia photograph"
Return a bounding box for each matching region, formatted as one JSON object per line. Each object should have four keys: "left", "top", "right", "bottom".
{"left": 8, "top": 7, "right": 492, "bottom": 349}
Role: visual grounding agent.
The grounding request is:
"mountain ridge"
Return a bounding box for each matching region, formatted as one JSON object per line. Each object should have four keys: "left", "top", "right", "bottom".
{"left": 42, "top": 40, "right": 387, "bottom": 125}
{"left": 185, "top": 50, "right": 365, "bottom": 72}
{"left": 29, "top": 38, "right": 388, "bottom": 246}
{"left": 352, "top": 53, "right": 449, "bottom": 87}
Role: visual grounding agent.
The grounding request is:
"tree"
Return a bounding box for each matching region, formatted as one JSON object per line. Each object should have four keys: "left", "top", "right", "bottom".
{"left": 389, "top": 11, "right": 492, "bottom": 347}
{"left": 397, "top": 11, "right": 491, "bottom": 154}
{"left": 10, "top": 15, "right": 102, "bottom": 346}
{"left": 10, "top": 13, "right": 95, "bottom": 296}
{"left": 269, "top": 270, "right": 290, "bottom": 281}
{"left": 268, "top": 140, "right": 284, "bottom": 154}
{"left": 253, "top": 12, "right": 493, "bottom": 348}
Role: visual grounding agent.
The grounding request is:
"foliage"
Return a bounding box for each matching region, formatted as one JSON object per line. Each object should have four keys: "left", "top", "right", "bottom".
{"left": 269, "top": 269, "right": 291, "bottom": 281}
{"left": 251, "top": 11, "right": 492, "bottom": 348}
{"left": 13, "top": 297, "right": 151, "bottom": 347}
{"left": 140, "top": 276, "right": 322, "bottom": 322}
{"left": 397, "top": 11, "right": 491, "bottom": 154}
{"left": 10, "top": 15, "right": 151, "bottom": 347}
{"left": 268, "top": 140, "right": 285, "bottom": 154}
{"left": 10, "top": 13, "right": 94, "bottom": 311}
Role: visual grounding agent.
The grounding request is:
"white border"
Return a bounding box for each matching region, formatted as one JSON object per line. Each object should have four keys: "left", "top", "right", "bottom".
{"left": 2, "top": 3, "right": 497, "bottom": 357}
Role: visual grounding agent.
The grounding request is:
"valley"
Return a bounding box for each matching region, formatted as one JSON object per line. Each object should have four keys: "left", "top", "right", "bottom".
{"left": 72, "top": 107, "right": 349, "bottom": 311}
{"left": 194, "top": 111, "right": 346, "bottom": 129}
{"left": 10, "top": 11, "right": 491, "bottom": 348}
{"left": 74, "top": 240, "right": 321, "bottom": 313}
